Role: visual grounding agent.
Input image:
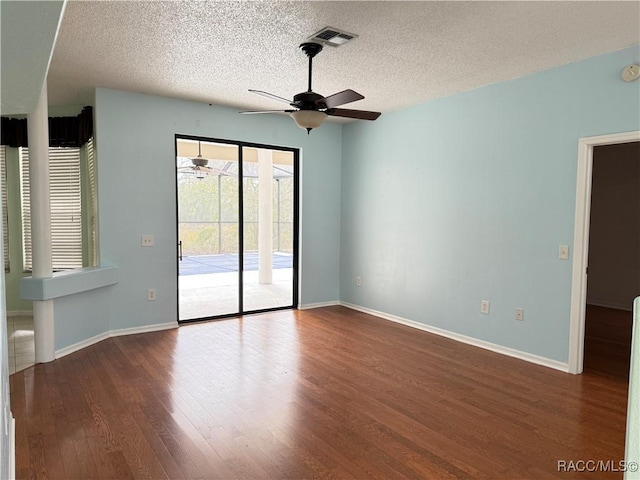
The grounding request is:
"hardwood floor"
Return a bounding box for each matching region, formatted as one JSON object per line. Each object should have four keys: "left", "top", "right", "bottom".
{"left": 10, "top": 306, "right": 629, "bottom": 479}
{"left": 584, "top": 304, "right": 633, "bottom": 380}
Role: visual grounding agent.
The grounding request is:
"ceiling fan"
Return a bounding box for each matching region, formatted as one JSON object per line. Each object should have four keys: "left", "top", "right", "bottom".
{"left": 177, "top": 141, "right": 218, "bottom": 179}
{"left": 240, "top": 42, "right": 381, "bottom": 134}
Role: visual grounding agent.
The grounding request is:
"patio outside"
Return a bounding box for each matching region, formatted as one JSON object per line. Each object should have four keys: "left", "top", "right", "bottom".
{"left": 177, "top": 140, "right": 296, "bottom": 320}
{"left": 179, "top": 253, "right": 293, "bottom": 319}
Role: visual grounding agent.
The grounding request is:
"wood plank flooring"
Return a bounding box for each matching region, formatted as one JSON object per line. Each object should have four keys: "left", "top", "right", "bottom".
{"left": 10, "top": 306, "right": 630, "bottom": 479}
{"left": 584, "top": 304, "right": 633, "bottom": 380}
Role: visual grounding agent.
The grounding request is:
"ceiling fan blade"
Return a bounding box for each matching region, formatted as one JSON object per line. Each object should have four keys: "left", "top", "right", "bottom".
{"left": 240, "top": 109, "right": 295, "bottom": 114}
{"left": 248, "top": 89, "right": 293, "bottom": 105}
{"left": 318, "top": 89, "right": 364, "bottom": 109}
{"left": 326, "top": 108, "right": 381, "bottom": 121}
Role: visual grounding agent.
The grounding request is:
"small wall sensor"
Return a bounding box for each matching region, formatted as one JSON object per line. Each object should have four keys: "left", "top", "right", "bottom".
{"left": 621, "top": 64, "right": 640, "bottom": 82}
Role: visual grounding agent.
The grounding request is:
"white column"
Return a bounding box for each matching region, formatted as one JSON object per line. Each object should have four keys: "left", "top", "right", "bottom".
{"left": 27, "top": 84, "right": 55, "bottom": 363}
{"left": 257, "top": 149, "right": 273, "bottom": 285}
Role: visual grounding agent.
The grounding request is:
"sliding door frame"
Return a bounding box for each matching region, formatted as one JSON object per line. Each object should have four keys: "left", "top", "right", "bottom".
{"left": 175, "top": 134, "right": 299, "bottom": 323}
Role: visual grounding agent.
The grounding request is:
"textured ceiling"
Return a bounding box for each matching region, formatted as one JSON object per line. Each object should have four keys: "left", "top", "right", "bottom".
{"left": 47, "top": 1, "right": 639, "bottom": 118}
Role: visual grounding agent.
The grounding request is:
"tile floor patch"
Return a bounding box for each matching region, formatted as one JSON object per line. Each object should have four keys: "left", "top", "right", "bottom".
{"left": 7, "top": 315, "right": 34, "bottom": 374}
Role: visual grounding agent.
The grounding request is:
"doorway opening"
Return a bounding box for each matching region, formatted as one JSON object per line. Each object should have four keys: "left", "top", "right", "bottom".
{"left": 583, "top": 142, "right": 639, "bottom": 379}
{"left": 175, "top": 136, "right": 299, "bottom": 322}
{"left": 568, "top": 131, "right": 640, "bottom": 374}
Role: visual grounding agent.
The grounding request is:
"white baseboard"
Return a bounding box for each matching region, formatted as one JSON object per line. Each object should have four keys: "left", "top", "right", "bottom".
{"left": 110, "top": 321, "right": 178, "bottom": 338}
{"left": 55, "top": 331, "right": 111, "bottom": 358}
{"left": 298, "top": 301, "right": 340, "bottom": 310}
{"left": 340, "top": 302, "right": 569, "bottom": 373}
{"left": 55, "top": 321, "right": 178, "bottom": 359}
{"left": 586, "top": 300, "right": 633, "bottom": 312}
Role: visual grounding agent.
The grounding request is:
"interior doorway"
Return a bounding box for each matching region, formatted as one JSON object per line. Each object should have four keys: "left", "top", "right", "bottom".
{"left": 175, "top": 136, "right": 299, "bottom": 322}
{"left": 583, "top": 142, "right": 639, "bottom": 378}
{"left": 568, "top": 131, "right": 640, "bottom": 374}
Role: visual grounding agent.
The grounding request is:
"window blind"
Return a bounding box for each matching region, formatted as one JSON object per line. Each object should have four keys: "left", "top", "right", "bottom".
{"left": 0, "top": 146, "right": 9, "bottom": 271}
{"left": 19, "top": 147, "right": 31, "bottom": 270}
{"left": 21, "top": 146, "right": 83, "bottom": 271}
{"left": 85, "top": 138, "right": 98, "bottom": 266}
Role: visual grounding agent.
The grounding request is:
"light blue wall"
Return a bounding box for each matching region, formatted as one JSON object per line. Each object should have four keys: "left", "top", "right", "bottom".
{"left": 63, "top": 88, "right": 342, "bottom": 345}
{"left": 340, "top": 46, "right": 640, "bottom": 363}
{"left": 54, "top": 288, "right": 111, "bottom": 351}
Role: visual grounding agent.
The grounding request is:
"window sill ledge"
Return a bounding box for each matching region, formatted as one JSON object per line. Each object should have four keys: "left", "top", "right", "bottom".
{"left": 20, "top": 265, "right": 118, "bottom": 301}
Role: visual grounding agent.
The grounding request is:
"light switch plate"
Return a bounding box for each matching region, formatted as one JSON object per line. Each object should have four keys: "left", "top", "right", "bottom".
{"left": 558, "top": 244, "right": 569, "bottom": 260}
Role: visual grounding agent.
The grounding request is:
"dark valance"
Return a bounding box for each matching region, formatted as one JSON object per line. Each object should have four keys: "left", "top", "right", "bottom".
{"left": 0, "top": 117, "right": 28, "bottom": 148}
{"left": 1, "top": 106, "right": 93, "bottom": 148}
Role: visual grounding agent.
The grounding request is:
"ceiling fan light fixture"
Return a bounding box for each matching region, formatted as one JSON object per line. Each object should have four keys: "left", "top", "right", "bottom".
{"left": 194, "top": 167, "right": 206, "bottom": 180}
{"left": 290, "top": 110, "right": 327, "bottom": 133}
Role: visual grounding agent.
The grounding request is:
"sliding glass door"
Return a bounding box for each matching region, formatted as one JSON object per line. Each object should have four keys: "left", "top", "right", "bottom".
{"left": 241, "top": 147, "right": 296, "bottom": 312}
{"left": 176, "top": 136, "right": 298, "bottom": 322}
{"left": 176, "top": 139, "right": 240, "bottom": 319}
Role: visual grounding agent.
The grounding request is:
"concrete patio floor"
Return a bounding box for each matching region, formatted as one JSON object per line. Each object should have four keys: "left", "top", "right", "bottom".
{"left": 178, "top": 254, "right": 294, "bottom": 320}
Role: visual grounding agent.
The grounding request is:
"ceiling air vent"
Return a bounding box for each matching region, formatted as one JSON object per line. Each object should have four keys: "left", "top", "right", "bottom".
{"left": 308, "top": 27, "right": 358, "bottom": 47}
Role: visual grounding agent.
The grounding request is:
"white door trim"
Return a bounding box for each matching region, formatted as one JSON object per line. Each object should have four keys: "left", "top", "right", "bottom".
{"left": 568, "top": 130, "right": 640, "bottom": 374}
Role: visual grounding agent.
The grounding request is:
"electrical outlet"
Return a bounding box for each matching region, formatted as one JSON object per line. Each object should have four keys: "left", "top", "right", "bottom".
{"left": 142, "top": 234, "right": 155, "bottom": 247}
{"left": 480, "top": 300, "right": 490, "bottom": 315}
{"left": 515, "top": 308, "right": 524, "bottom": 321}
{"left": 147, "top": 289, "right": 156, "bottom": 301}
{"left": 356, "top": 276, "right": 362, "bottom": 287}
